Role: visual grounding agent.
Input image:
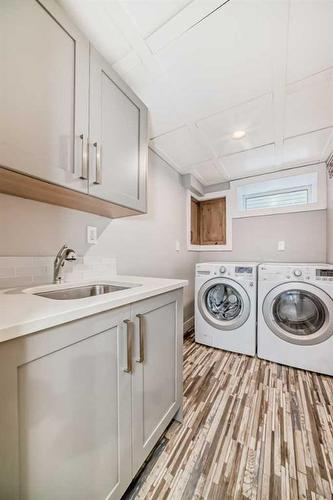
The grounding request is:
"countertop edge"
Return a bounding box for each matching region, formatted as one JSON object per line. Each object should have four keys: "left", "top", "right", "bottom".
{"left": 0, "top": 278, "right": 188, "bottom": 343}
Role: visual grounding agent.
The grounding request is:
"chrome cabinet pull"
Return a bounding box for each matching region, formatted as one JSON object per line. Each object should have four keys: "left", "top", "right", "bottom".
{"left": 79, "top": 134, "right": 88, "bottom": 180}
{"left": 93, "top": 141, "right": 102, "bottom": 185}
{"left": 136, "top": 314, "right": 145, "bottom": 363}
{"left": 123, "top": 320, "right": 133, "bottom": 373}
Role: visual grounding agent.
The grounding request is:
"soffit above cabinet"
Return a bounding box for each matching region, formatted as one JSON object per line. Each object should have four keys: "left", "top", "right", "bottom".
{"left": 58, "top": 0, "right": 333, "bottom": 186}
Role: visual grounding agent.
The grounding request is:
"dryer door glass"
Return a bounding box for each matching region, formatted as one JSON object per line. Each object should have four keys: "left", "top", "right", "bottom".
{"left": 205, "top": 284, "right": 242, "bottom": 321}
{"left": 273, "top": 290, "right": 326, "bottom": 335}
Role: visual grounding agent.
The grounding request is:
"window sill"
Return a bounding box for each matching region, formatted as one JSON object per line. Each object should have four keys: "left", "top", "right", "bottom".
{"left": 188, "top": 243, "right": 232, "bottom": 252}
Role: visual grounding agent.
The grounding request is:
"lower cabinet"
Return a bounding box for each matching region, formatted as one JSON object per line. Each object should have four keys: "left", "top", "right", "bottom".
{"left": 131, "top": 293, "right": 183, "bottom": 474}
{"left": 0, "top": 289, "right": 183, "bottom": 500}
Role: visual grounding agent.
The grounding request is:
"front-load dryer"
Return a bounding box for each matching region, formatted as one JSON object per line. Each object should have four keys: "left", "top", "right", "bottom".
{"left": 258, "top": 263, "right": 333, "bottom": 375}
{"left": 195, "top": 262, "right": 258, "bottom": 356}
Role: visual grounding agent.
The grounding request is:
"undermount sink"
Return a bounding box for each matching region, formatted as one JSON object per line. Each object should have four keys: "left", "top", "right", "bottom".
{"left": 35, "top": 284, "right": 132, "bottom": 300}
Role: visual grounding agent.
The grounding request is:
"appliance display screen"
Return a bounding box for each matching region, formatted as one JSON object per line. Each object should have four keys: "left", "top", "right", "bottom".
{"left": 235, "top": 266, "right": 252, "bottom": 274}
{"left": 316, "top": 269, "right": 333, "bottom": 277}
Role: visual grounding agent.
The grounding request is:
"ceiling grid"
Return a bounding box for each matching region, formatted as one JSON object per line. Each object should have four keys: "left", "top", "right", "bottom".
{"left": 59, "top": 0, "right": 333, "bottom": 186}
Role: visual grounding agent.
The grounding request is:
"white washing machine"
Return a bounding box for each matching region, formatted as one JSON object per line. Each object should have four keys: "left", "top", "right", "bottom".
{"left": 258, "top": 263, "right": 333, "bottom": 376}
{"left": 195, "top": 262, "right": 258, "bottom": 356}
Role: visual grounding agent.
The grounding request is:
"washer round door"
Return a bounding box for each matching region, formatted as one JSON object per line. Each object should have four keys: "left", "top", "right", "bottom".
{"left": 198, "top": 277, "right": 251, "bottom": 331}
{"left": 263, "top": 282, "right": 333, "bottom": 345}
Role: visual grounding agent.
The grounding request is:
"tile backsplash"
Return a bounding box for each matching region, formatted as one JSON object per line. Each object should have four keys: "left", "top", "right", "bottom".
{"left": 0, "top": 256, "right": 117, "bottom": 289}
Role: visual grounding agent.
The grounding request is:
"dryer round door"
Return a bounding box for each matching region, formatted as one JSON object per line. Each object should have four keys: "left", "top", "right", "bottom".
{"left": 263, "top": 282, "right": 333, "bottom": 345}
{"left": 198, "top": 277, "right": 251, "bottom": 331}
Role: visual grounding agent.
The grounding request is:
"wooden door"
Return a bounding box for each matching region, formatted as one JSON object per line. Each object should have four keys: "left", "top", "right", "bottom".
{"left": 131, "top": 291, "right": 183, "bottom": 474}
{"left": 200, "top": 197, "right": 226, "bottom": 245}
{"left": 191, "top": 197, "right": 201, "bottom": 244}
{"left": 0, "top": 307, "right": 132, "bottom": 500}
{"left": 0, "top": 0, "right": 89, "bottom": 192}
{"left": 89, "top": 47, "right": 148, "bottom": 212}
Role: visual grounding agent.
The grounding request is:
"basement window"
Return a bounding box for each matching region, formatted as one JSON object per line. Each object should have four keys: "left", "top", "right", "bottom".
{"left": 243, "top": 186, "right": 310, "bottom": 211}
{"left": 232, "top": 164, "right": 327, "bottom": 218}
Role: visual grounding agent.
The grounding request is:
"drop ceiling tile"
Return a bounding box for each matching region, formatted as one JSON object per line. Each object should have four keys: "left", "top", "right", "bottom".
{"left": 285, "top": 69, "right": 333, "bottom": 138}
{"left": 58, "top": 0, "right": 131, "bottom": 64}
{"left": 114, "top": 61, "right": 185, "bottom": 137}
{"left": 154, "top": 0, "right": 274, "bottom": 122}
{"left": 283, "top": 128, "right": 333, "bottom": 167}
{"left": 121, "top": 0, "right": 192, "bottom": 39}
{"left": 197, "top": 94, "right": 274, "bottom": 156}
{"left": 221, "top": 144, "right": 276, "bottom": 180}
{"left": 146, "top": 0, "right": 229, "bottom": 53}
{"left": 189, "top": 160, "right": 227, "bottom": 185}
{"left": 287, "top": 0, "right": 333, "bottom": 83}
{"left": 150, "top": 126, "right": 211, "bottom": 169}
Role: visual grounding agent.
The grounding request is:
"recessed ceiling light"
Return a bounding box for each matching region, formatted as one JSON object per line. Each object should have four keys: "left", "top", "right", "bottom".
{"left": 232, "top": 130, "right": 246, "bottom": 139}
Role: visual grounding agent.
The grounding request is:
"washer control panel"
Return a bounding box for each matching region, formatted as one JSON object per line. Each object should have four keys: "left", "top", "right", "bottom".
{"left": 235, "top": 266, "right": 253, "bottom": 275}
{"left": 196, "top": 263, "right": 257, "bottom": 281}
{"left": 316, "top": 268, "right": 333, "bottom": 282}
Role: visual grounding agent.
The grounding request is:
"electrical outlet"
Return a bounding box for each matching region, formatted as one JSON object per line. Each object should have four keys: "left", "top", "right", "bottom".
{"left": 87, "top": 226, "right": 98, "bottom": 244}
{"left": 278, "top": 240, "right": 285, "bottom": 251}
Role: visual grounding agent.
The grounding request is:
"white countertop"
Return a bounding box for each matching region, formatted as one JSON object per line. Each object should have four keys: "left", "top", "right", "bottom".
{"left": 0, "top": 275, "right": 187, "bottom": 343}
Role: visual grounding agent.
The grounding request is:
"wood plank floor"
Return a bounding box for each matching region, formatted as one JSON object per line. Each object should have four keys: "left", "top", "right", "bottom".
{"left": 124, "top": 333, "right": 333, "bottom": 500}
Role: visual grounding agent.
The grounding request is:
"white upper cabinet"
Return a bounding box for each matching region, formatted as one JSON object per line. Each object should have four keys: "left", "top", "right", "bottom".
{"left": 0, "top": 0, "right": 148, "bottom": 214}
{"left": 89, "top": 47, "right": 148, "bottom": 212}
{"left": 0, "top": 0, "right": 90, "bottom": 192}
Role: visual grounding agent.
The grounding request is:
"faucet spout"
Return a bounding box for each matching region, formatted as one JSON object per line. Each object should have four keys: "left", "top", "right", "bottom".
{"left": 53, "top": 244, "right": 77, "bottom": 284}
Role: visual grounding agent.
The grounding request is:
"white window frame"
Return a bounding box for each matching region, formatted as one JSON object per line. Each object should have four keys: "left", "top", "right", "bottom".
{"left": 187, "top": 189, "right": 233, "bottom": 252}
{"left": 231, "top": 163, "right": 327, "bottom": 218}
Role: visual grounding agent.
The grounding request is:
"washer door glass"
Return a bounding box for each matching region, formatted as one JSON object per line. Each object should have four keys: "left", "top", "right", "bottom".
{"left": 273, "top": 290, "right": 325, "bottom": 336}
{"left": 206, "top": 284, "right": 242, "bottom": 321}
{"left": 198, "top": 277, "right": 251, "bottom": 331}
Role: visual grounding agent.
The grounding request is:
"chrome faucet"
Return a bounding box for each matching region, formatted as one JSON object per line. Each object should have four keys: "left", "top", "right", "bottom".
{"left": 53, "top": 244, "right": 77, "bottom": 284}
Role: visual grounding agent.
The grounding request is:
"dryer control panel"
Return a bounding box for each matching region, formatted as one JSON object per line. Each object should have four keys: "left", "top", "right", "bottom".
{"left": 259, "top": 264, "right": 333, "bottom": 283}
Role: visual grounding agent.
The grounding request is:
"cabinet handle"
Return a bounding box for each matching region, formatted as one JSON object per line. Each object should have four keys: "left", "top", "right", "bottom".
{"left": 79, "top": 134, "right": 88, "bottom": 180}
{"left": 93, "top": 141, "right": 102, "bottom": 185}
{"left": 136, "top": 314, "right": 145, "bottom": 363}
{"left": 123, "top": 320, "right": 133, "bottom": 373}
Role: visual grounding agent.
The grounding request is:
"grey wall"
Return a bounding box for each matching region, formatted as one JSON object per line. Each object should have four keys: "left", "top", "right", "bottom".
{"left": 199, "top": 210, "right": 327, "bottom": 264}
{"left": 0, "top": 194, "right": 109, "bottom": 256}
{"left": 86, "top": 152, "right": 197, "bottom": 320}
{"left": 327, "top": 175, "right": 333, "bottom": 264}
{"left": 0, "top": 150, "right": 330, "bottom": 319}
{"left": 0, "top": 151, "right": 196, "bottom": 320}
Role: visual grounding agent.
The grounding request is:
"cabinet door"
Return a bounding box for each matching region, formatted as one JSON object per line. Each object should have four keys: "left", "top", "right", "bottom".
{"left": 0, "top": 0, "right": 89, "bottom": 191}
{"left": 200, "top": 197, "right": 226, "bottom": 245}
{"left": 131, "top": 291, "right": 183, "bottom": 473}
{"left": 89, "top": 47, "right": 148, "bottom": 212}
{"left": 0, "top": 307, "right": 132, "bottom": 500}
{"left": 191, "top": 196, "right": 201, "bottom": 244}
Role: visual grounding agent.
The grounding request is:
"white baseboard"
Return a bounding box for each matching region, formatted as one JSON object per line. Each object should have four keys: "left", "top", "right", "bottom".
{"left": 183, "top": 316, "right": 194, "bottom": 335}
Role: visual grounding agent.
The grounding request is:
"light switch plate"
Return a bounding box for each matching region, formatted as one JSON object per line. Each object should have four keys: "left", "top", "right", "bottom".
{"left": 175, "top": 240, "right": 180, "bottom": 252}
{"left": 87, "top": 226, "right": 98, "bottom": 244}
